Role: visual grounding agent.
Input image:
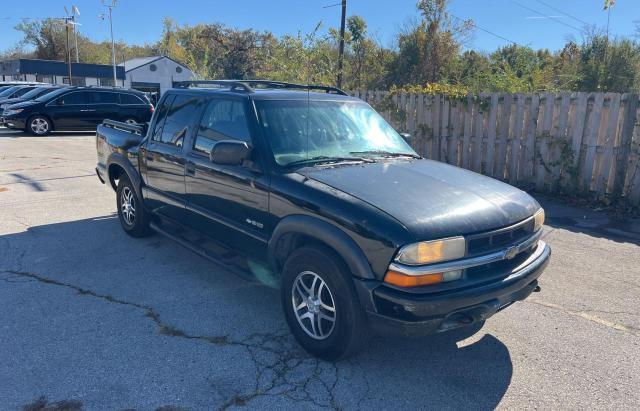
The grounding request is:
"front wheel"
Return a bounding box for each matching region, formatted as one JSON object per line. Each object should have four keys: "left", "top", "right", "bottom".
{"left": 116, "top": 175, "right": 151, "bottom": 237}
{"left": 28, "top": 116, "right": 51, "bottom": 136}
{"left": 281, "top": 245, "right": 368, "bottom": 361}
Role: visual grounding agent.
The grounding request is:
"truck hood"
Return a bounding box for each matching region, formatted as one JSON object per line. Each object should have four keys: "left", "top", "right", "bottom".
{"left": 299, "top": 159, "right": 540, "bottom": 240}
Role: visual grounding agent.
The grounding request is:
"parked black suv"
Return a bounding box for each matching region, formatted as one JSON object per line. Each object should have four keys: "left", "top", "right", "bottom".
{"left": 2, "top": 87, "right": 153, "bottom": 135}
{"left": 96, "top": 80, "right": 550, "bottom": 360}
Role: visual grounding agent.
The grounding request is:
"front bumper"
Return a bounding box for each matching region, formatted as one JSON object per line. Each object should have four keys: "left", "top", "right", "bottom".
{"left": 2, "top": 115, "right": 26, "bottom": 129}
{"left": 355, "top": 241, "right": 551, "bottom": 337}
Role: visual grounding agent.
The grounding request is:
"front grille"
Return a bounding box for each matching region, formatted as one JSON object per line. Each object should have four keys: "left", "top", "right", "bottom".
{"left": 466, "top": 245, "right": 536, "bottom": 280}
{"left": 466, "top": 217, "right": 535, "bottom": 257}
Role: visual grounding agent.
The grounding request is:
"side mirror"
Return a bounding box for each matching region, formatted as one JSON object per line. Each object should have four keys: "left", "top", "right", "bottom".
{"left": 210, "top": 140, "right": 252, "bottom": 166}
{"left": 400, "top": 132, "right": 412, "bottom": 143}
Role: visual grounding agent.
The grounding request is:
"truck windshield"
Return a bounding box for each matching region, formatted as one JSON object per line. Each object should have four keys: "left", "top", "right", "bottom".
{"left": 256, "top": 100, "right": 418, "bottom": 166}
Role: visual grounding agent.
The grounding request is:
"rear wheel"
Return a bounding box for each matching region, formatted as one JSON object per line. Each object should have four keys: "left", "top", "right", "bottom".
{"left": 28, "top": 116, "right": 51, "bottom": 136}
{"left": 281, "top": 245, "right": 368, "bottom": 361}
{"left": 116, "top": 175, "right": 151, "bottom": 237}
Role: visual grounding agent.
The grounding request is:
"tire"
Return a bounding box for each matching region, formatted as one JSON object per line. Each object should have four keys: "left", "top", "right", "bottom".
{"left": 116, "top": 175, "right": 151, "bottom": 237}
{"left": 281, "top": 245, "right": 368, "bottom": 361}
{"left": 27, "top": 115, "right": 52, "bottom": 136}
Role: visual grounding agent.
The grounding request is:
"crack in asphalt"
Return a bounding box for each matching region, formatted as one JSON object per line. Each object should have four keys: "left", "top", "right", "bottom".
{"left": 526, "top": 299, "right": 640, "bottom": 336}
{"left": 0, "top": 269, "right": 348, "bottom": 410}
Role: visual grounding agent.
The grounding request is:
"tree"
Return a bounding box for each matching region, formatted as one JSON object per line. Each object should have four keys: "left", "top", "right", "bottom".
{"left": 15, "top": 19, "right": 68, "bottom": 61}
{"left": 578, "top": 34, "right": 640, "bottom": 92}
{"left": 347, "top": 15, "right": 366, "bottom": 88}
{"left": 388, "top": 0, "right": 473, "bottom": 86}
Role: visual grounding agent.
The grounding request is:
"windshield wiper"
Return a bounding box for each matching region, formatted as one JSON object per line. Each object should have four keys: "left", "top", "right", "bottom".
{"left": 285, "top": 155, "right": 375, "bottom": 168}
{"left": 349, "top": 150, "right": 421, "bottom": 159}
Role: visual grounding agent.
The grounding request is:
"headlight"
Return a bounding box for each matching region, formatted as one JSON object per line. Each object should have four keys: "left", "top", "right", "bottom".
{"left": 394, "top": 236, "right": 466, "bottom": 266}
{"left": 4, "top": 108, "right": 23, "bottom": 116}
{"left": 533, "top": 208, "right": 545, "bottom": 232}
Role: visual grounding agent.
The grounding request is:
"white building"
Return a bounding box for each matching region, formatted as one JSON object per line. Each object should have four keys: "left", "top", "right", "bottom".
{"left": 122, "top": 56, "right": 195, "bottom": 100}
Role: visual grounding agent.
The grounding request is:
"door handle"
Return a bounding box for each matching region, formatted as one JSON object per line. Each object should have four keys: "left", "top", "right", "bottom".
{"left": 80, "top": 109, "right": 96, "bottom": 112}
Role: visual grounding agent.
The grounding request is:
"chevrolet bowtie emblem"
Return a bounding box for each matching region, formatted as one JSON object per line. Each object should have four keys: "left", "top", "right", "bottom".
{"left": 504, "top": 246, "right": 519, "bottom": 260}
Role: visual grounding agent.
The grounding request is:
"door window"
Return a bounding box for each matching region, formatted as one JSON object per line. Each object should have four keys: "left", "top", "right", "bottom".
{"left": 158, "top": 94, "right": 200, "bottom": 147}
{"left": 193, "top": 99, "right": 250, "bottom": 155}
{"left": 59, "top": 91, "right": 90, "bottom": 105}
{"left": 91, "top": 92, "right": 119, "bottom": 104}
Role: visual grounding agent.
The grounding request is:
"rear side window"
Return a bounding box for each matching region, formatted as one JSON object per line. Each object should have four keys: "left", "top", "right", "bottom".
{"left": 193, "top": 99, "right": 250, "bottom": 155}
{"left": 120, "top": 93, "right": 144, "bottom": 105}
{"left": 157, "top": 94, "right": 200, "bottom": 146}
{"left": 60, "top": 91, "right": 90, "bottom": 105}
{"left": 151, "top": 95, "right": 174, "bottom": 142}
{"left": 91, "top": 92, "right": 119, "bottom": 104}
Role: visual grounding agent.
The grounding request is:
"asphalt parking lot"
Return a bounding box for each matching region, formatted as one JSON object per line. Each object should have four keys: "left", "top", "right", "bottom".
{"left": 1, "top": 126, "right": 639, "bottom": 410}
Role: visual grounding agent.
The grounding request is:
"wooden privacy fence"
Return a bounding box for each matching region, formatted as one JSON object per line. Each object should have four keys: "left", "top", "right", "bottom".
{"left": 352, "top": 90, "right": 640, "bottom": 207}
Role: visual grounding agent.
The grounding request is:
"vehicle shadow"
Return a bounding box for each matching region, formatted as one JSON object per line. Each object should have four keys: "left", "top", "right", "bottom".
{"left": 0, "top": 128, "right": 95, "bottom": 138}
{"left": 1, "top": 216, "right": 512, "bottom": 409}
{"left": 535, "top": 194, "right": 640, "bottom": 245}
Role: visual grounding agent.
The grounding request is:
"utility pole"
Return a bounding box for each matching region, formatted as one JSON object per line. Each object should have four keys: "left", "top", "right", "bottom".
{"left": 65, "top": 20, "right": 72, "bottom": 82}
{"left": 336, "top": 0, "right": 347, "bottom": 89}
{"left": 100, "top": 0, "right": 118, "bottom": 87}
{"left": 73, "top": 17, "right": 79, "bottom": 63}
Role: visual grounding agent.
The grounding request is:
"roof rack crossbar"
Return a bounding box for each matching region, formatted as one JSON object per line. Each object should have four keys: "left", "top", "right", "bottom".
{"left": 173, "top": 80, "right": 253, "bottom": 93}
{"left": 174, "top": 79, "right": 348, "bottom": 95}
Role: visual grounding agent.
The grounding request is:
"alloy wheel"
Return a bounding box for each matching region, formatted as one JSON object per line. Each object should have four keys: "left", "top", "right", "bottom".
{"left": 120, "top": 186, "right": 136, "bottom": 226}
{"left": 291, "top": 271, "right": 336, "bottom": 340}
{"left": 30, "top": 118, "right": 49, "bottom": 135}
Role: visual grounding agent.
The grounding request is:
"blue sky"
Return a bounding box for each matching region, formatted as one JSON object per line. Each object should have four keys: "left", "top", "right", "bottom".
{"left": 0, "top": 0, "right": 637, "bottom": 53}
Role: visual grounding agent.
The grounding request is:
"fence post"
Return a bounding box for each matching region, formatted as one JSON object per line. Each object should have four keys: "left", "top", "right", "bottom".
{"left": 582, "top": 93, "right": 605, "bottom": 193}
{"left": 612, "top": 94, "right": 639, "bottom": 201}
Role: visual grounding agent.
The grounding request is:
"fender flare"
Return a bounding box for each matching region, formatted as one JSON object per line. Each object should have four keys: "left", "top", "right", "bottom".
{"left": 106, "top": 152, "right": 143, "bottom": 200}
{"left": 268, "top": 214, "right": 376, "bottom": 280}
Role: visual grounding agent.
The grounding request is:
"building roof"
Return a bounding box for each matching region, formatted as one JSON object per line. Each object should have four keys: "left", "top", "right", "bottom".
{"left": 121, "top": 56, "right": 191, "bottom": 73}
{"left": 0, "top": 59, "right": 125, "bottom": 80}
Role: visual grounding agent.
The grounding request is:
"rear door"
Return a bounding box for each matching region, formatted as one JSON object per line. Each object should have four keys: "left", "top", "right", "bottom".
{"left": 184, "top": 96, "right": 270, "bottom": 254}
{"left": 141, "top": 92, "right": 202, "bottom": 221}
{"left": 89, "top": 91, "right": 120, "bottom": 125}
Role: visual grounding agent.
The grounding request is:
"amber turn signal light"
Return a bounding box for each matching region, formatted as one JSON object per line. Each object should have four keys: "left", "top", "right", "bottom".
{"left": 384, "top": 270, "right": 444, "bottom": 287}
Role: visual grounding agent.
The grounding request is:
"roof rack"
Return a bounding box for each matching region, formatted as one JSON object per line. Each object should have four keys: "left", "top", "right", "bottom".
{"left": 173, "top": 80, "right": 348, "bottom": 96}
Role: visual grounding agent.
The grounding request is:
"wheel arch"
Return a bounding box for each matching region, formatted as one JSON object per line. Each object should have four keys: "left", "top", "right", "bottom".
{"left": 106, "top": 153, "right": 143, "bottom": 200}
{"left": 268, "top": 215, "right": 376, "bottom": 280}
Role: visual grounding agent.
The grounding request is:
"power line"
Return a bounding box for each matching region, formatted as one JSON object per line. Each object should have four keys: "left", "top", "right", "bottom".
{"left": 533, "top": 0, "right": 590, "bottom": 26}
{"left": 511, "top": 0, "right": 583, "bottom": 32}
{"left": 450, "top": 14, "right": 522, "bottom": 47}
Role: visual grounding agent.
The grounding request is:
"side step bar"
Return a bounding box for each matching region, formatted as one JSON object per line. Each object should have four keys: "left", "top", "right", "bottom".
{"left": 150, "top": 221, "right": 256, "bottom": 282}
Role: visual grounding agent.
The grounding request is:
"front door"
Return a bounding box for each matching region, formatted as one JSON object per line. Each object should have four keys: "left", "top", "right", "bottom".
{"left": 142, "top": 92, "right": 201, "bottom": 221}
{"left": 48, "top": 90, "right": 94, "bottom": 129}
{"left": 184, "top": 96, "right": 270, "bottom": 256}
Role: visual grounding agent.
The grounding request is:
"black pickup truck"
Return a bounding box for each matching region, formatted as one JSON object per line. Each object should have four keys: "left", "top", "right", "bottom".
{"left": 96, "top": 80, "right": 550, "bottom": 360}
